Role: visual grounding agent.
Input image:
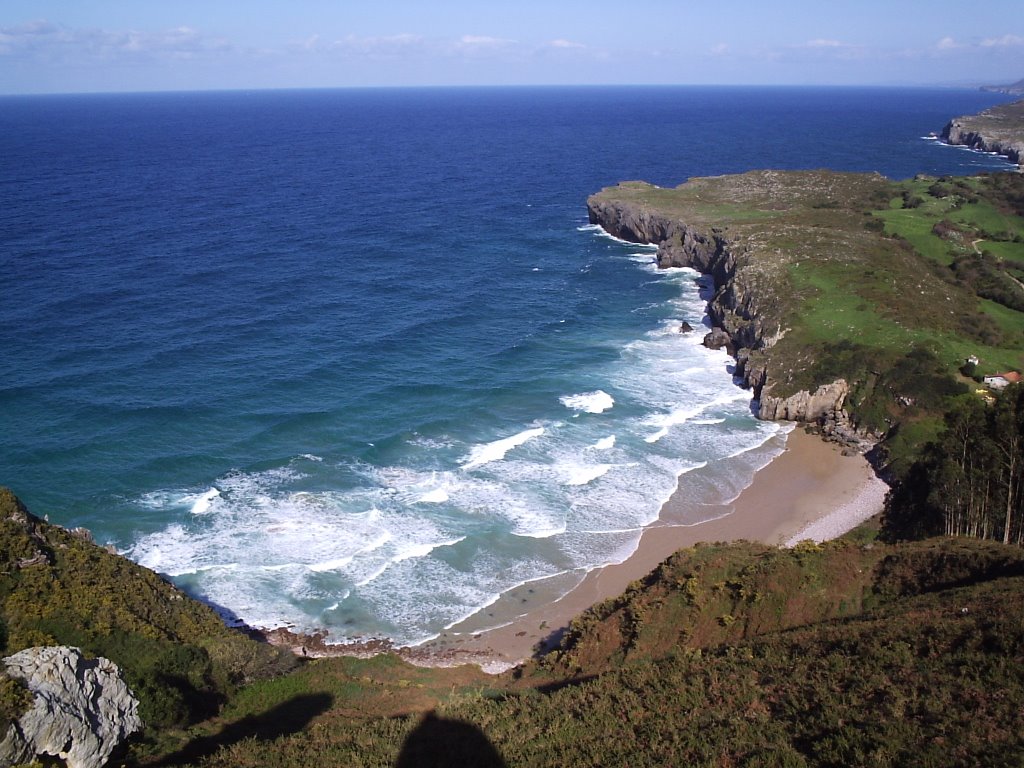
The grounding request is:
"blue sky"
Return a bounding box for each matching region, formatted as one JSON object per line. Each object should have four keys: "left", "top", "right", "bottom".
{"left": 2, "top": 1, "right": 1023, "bottom": 94}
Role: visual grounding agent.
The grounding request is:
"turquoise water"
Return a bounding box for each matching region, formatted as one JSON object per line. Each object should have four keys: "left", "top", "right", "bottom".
{"left": 0, "top": 86, "right": 1015, "bottom": 644}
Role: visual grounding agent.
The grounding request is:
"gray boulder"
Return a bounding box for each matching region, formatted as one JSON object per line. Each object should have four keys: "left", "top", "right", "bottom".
{"left": 0, "top": 646, "right": 142, "bottom": 768}
{"left": 702, "top": 328, "right": 733, "bottom": 351}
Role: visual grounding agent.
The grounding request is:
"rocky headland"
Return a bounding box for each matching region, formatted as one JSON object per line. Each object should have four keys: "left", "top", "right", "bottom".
{"left": 587, "top": 172, "right": 888, "bottom": 451}
{"left": 588, "top": 167, "right": 1024, "bottom": 465}
{"left": 942, "top": 97, "right": 1024, "bottom": 167}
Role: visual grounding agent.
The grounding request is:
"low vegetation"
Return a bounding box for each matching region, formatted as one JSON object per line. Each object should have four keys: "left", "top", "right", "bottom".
{"left": 133, "top": 536, "right": 1024, "bottom": 767}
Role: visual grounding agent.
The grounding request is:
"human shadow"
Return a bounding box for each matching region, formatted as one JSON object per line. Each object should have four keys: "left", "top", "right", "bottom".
{"left": 153, "top": 692, "right": 333, "bottom": 767}
{"left": 395, "top": 711, "right": 507, "bottom": 768}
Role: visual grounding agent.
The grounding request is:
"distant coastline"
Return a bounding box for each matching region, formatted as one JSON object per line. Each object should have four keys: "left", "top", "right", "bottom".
{"left": 942, "top": 97, "right": 1024, "bottom": 167}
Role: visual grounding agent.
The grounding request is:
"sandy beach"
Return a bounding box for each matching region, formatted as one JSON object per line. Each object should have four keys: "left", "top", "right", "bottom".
{"left": 262, "top": 427, "right": 889, "bottom": 671}
{"left": 400, "top": 427, "right": 888, "bottom": 671}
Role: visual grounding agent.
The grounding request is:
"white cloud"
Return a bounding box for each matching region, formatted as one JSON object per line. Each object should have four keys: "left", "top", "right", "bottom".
{"left": 936, "top": 36, "right": 961, "bottom": 50}
{"left": 980, "top": 34, "right": 1024, "bottom": 48}
{"left": 549, "top": 38, "right": 585, "bottom": 49}
{"left": 710, "top": 43, "right": 729, "bottom": 55}
{"left": 0, "top": 19, "right": 230, "bottom": 60}
{"left": 804, "top": 38, "right": 846, "bottom": 48}
{"left": 459, "top": 35, "right": 515, "bottom": 47}
{"left": 330, "top": 33, "right": 423, "bottom": 55}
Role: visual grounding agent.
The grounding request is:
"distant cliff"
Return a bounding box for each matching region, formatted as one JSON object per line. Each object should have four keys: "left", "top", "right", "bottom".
{"left": 981, "top": 78, "right": 1024, "bottom": 96}
{"left": 942, "top": 98, "right": 1024, "bottom": 166}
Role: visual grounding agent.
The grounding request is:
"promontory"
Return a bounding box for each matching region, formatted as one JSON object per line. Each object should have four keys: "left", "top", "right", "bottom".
{"left": 587, "top": 169, "right": 1024, "bottom": 470}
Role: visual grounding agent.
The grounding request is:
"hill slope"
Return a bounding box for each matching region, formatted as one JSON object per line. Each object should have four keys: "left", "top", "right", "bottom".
{"left": 0, "top": 488, "right": 295, "bottom": 733}
{"left": 180, "top": 537, "right": 1024, "bottom": 768}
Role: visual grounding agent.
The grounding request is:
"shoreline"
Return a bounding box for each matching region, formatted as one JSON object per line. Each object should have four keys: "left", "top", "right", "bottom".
{"left": 259, "top": 428, "right": 888, "bottom": 672}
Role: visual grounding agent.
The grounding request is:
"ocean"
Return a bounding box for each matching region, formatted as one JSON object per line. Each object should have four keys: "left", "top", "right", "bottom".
{"left": 0, "top": 86, "right": 1015, "bottom": 645}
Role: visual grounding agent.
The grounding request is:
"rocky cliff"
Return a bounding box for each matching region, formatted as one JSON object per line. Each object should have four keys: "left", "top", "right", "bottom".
{"left": 941, "top": 99, "right": 1024, "bottom": 167}
{"left": 587, "top": 185, "right": 850, "bottom": 428}
{"left": 0, "top": 646, "right": 141, "bottom": 768}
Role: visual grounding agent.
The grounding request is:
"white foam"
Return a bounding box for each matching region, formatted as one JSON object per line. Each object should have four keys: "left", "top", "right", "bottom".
{"left": 587, "top": 226, "right": 659, "bottom": 248}
{"left": 461, "top": 426, "right": 545, "bottom": 470}
{"left": 190, "top": 488, "right": 220, "bottom": 515}
{"left": 563, "top": 462, "right": 613, "bottom": 486}
{"left": 560, "top": 390, "right": 614, "bottom": 414}
{"left": 308, "top": 557, "right": 355, "bottom": 573}
{"left": 394, "top": 537, "right": 465, "bottom": 564}
{"left": 592, "top": 435, "right": 616, "bottom": 450}
{"left": 644, "top": 391, "right": 751, "bottom": 443}
{"left": 417, "top": 488, "right": 450, "bottom": 504}
{"left": 691, "top": 417, "right": 726, "bottom": 425}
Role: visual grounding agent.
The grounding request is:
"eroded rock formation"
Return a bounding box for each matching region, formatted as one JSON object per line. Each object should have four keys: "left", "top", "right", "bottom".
{"left": 0, "top": 646, "right": 142, "bottom": 768}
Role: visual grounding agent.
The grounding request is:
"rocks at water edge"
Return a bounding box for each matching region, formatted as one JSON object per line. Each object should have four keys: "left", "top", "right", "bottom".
{"left": 702, "top": 327, "right": 733, "bottom": 351}
{"left": 0, "top": 646, "right": 142, "bottom": 768}
{"left": 757, "top": 379, "right": 849, "bottom": 422}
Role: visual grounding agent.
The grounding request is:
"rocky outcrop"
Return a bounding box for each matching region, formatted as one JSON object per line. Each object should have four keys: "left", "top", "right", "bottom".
{"left": 941, "top": 100, "right": 1024, "bottom": 167}
{"left": 0, "top": 646, "right": 142, "bottom": 768}
{"left": 758, "top": 379, "right": 849, "bottom": 422}
{"left": 587, "top": 194, "right": 768, "bottom": 367}
{"left": 587, "top": 190, "right": 849, "bottom": 427}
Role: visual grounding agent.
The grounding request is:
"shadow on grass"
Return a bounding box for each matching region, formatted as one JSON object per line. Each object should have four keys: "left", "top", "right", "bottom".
{"left": 395, "top": 711, "right": 507, "bottom": 768}
{"left": 153, "top": 692, "right": 333, "bottom": 767}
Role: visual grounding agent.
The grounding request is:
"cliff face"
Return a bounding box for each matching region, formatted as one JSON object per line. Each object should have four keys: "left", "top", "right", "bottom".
{"left": 941, "top": 99, "right": 1024, "bottom": 167}
{"left": 942, "top": 120, "right": 1024, "bottom": 165}
{"left": 586, "top": 191, "right": 849, "bottom": 426}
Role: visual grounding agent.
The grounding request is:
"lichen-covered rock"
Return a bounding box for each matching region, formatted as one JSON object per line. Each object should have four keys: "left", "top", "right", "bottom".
{"left": 0, "top": 646, "right": 142, "bottom": 768}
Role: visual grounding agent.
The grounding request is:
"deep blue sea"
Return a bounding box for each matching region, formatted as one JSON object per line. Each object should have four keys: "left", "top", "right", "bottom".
{"left": 1, "top": 86, "right": 1015, "bottom": 644}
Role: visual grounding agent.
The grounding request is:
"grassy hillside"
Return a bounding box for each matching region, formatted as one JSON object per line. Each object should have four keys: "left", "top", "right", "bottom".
{"left": 2, "top": 487, "right": 1022, "bottom": 766}
{"left": 143, "top": 535, "right": 1024, "bottom": 768}
{"left": 0, "top": 488, "right": 296, "bottom": 735}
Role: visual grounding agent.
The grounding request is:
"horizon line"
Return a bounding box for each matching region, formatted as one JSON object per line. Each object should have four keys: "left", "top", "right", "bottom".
{"left": 0, "top": 81, "right": 1004, "bottom": 99}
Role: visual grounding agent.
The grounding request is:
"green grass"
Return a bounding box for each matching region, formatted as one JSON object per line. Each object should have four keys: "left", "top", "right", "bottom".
{"left": 979, "top": 239, "right": 1024, "bottom": 264}
{"left": 875, "top": 207, "right": 957, "bottom": 264}
{"left": 950, "top": 199, "right": 1024, "bottom": 239}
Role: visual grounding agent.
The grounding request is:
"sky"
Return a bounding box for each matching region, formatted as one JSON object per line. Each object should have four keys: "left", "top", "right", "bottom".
{"left": 1, "top": 1, "right": 1023, "bottom": 94}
